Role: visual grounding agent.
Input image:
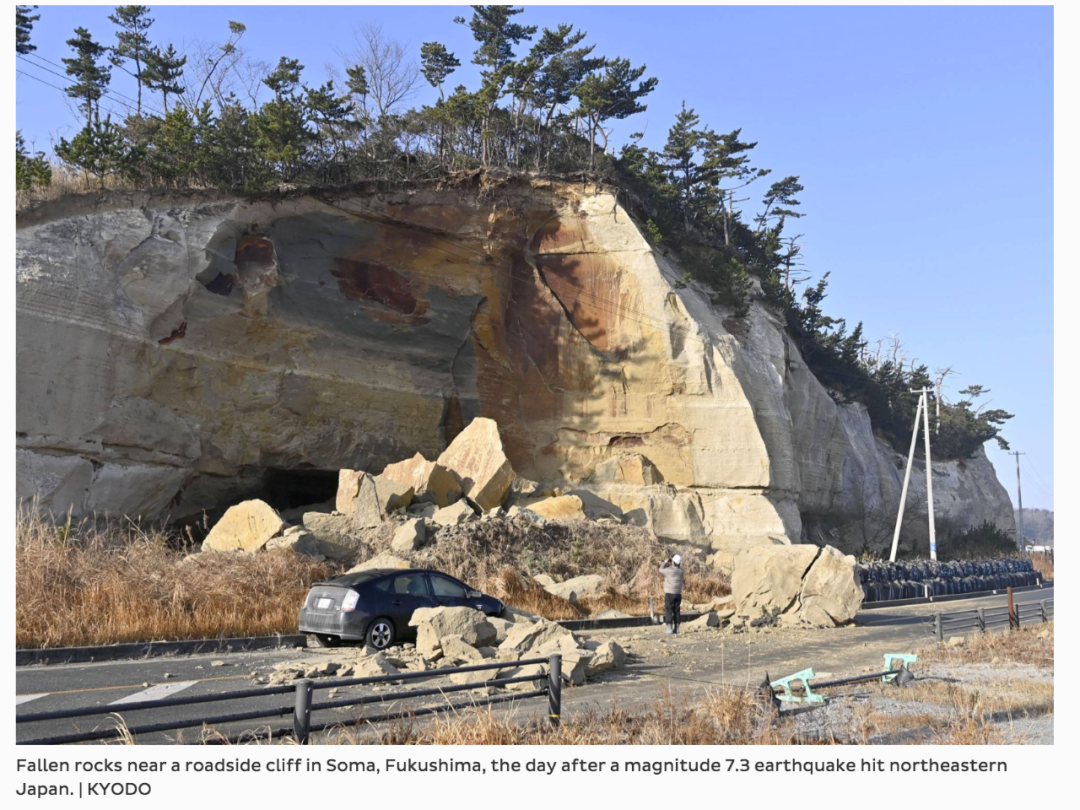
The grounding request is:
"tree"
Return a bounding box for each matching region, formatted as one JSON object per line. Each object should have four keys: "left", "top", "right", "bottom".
{"left": 190, "top": 20, "right": 246, "bottom": 108}
{"left": 456, "top": 5, "right": 537, "bottom": 165}
{"left": 108, "top": 5, "right": 154, "bottom": 115}
{"left": 55, "top": 115, "right": 129, "bottom": 187}
{"left": 16, "top": 132, "right": 51, "bottom": 190}
{"left": 756, "top": 175, "right": 804, "bottom": 232}
{"left": 62, "top": 28, "right": 111, "bottom": 125}
{"left": 342, "top": 23, "right": 420, "bottom": 118}
{"left": 659, "top": 102, "right": 713, "bottom": 230}
{"left": 250, "top": 58, "right": 311, "bottom": 182}
{"left": 574, "top": 57, "right": 657, "bottom": 168}
{"left": 143, "top": 43, "right": 186, "bottom": 112}
{"left": 420, "top": 42, "right": 459, "bottom": 100}
{"left": 16, "top": 5, "right": 37, "bottom": 54}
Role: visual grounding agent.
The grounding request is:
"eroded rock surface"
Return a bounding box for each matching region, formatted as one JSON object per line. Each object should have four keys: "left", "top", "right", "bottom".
{"left": 16, "top": 178, "right": 1015, "bottom": 555}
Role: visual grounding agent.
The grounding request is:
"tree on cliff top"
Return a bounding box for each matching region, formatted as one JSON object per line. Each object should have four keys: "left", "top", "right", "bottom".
{"left": 63, "top": 27, "right": 112, "bottom": 125}
{"left": 16, "top": 5, "right": 37, "bottom": 54}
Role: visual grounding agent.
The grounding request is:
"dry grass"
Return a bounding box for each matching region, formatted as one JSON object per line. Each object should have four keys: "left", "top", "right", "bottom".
{"left": 1027, "top": 551, "right": 1054, "bottom": 581}
{"left": 918, "top": 621, "right": 1054, "bottom": 668}
{"left": 16, "top": 509, "right": 336, "bottom": 648}
{"left": 16, "top": 161, "right": 141, "bottom": 210}
{"left": 17, "top": 508, "right": 730, "bottom": 647}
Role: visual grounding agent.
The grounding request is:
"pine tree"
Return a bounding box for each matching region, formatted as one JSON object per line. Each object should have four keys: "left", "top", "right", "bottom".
{"left": 16, "top": 5, "right": 38, "bottom": 54}
{"left": 573, "top": 57, "right": 657, "bottom": 169}
{"left": 420, "top": 42, "right": 459, "bottom": 100}
{"left": 16, "top": 132, "right": 51, "bottom": 190}
{"left": 62, "top": 28, "right": 111, "bottom": 125}
{"left": 55, "top": 115, "right": 128, "bottom": 187}
{"left": 142, "top": 44, "right": 185, "bottom": 112}
{"left": 108, "top": 5, "right": 154, "bottom": 115}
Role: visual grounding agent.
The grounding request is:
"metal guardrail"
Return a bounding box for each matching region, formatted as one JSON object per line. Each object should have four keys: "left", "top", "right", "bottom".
{"left": 16, "top": 654, "right": 563, "bottom": 745}
{"left": 932, "top": 595, "right": 1053, "bottom": 642}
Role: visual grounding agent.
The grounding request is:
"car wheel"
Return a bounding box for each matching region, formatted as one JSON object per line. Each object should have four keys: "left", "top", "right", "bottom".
{"left": 365, "top": 618, "right": 396, "bottom": 650}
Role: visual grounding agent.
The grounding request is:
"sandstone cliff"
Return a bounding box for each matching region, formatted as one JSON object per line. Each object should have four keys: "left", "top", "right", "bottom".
{"left": 15, "top": 175, "right": 1015, "bottom": 555}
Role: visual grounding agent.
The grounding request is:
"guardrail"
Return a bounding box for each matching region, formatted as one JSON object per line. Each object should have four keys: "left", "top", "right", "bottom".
{"left": 932, "top": 596, "right": 1053, "bottom": 642}
{"left": 16, "top": 654, "right": 563, "bottom": 745}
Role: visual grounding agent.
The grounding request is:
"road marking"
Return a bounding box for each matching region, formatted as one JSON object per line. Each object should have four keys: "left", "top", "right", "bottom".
{"left": 16, "top": 693, "right": 48, "bottom": 706}
{"left": 14, "top": 674, "right": 248, "bottom": 698}
{"left": 109, "top": 681, "right": 198, "bottom": 705}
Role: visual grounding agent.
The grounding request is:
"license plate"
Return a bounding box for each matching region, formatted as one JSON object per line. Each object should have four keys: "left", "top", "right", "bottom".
{"left": 317, "top": 597, "right": 333, "bottom": 610}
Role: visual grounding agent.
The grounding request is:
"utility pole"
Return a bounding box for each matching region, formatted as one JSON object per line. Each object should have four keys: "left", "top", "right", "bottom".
{"left": 920, "top": 387, "right": 937, "bottom": 560}
{"left": 889, "top": 392, "right": 924, "bottom": 562}
{"left": 1011, "top": 451, "right": 1025, "bottom": 548}
{"left": 889, "top": 388, "right": 937, "bottom": 561}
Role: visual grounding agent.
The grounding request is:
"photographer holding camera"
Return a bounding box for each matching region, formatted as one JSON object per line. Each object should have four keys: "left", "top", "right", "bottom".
{"left": 659, "top": 554, "right": 684, "bottom": 634}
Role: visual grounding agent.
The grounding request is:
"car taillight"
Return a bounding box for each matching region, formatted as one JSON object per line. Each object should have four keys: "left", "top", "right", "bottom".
{"left": 341, "top": 590, "right": 360, "bottom": 612}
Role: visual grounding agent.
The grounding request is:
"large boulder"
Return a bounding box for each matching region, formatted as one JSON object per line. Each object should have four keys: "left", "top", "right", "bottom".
{"left": 337, "top": 470, "right": 414, "bottom": 528}
{"left": 732, "top": 543, "right": 819, "bottom": 623}
{"left": 545, "top": 574, "right": 605, "bottom": 604}
{"left": 409, "top": 606, "right": 498, "bottom": 650}
{"left": 436, "top": 418, "right": 515, "bottom": 511}
{"left": 585, "top": 641, "right": 626, "bottom": 676}
{"left": 265, "top": 526, "right": 325, "bottom": 559}
{"left": 524, "top": 494, "right": 586, "bottom": 521}
{"left": 390, "top": 518, "right": 427, "bottom": 553}
{"left": 798, "top": 545, "right": 864, "bottom": 626}
{"left": 300, "top": 512, "right": 364, "bottom": 561}
{"left": 201, "top": 499, "right": 284, "bottom": 553}
{"left": 381, "top": 453, "right": 463, "bottom": 508}
{"left": 499, "top": 620, "right": 573, "bottom": 655}
{"left": 731, "top": 543, "right": 863, "bottom": 627}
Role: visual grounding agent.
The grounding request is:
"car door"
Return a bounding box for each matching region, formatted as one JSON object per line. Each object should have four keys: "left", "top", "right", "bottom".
{"left": 381, "top": 572, "right": 435, "bottom": 636}
{"left": 428, "top": 573, "right": 485, "bottom": 611}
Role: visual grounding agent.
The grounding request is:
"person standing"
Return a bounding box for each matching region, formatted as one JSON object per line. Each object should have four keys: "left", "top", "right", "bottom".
{"left": 659, "top": 554, "right": 684, "bottom": 634}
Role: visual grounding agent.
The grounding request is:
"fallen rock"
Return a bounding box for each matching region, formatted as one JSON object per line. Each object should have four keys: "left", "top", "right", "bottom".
{"left": 585, "top": 641, "right": 626, "bottom": 676}
{"left": 532, "top": 573, "right": 557, "bottom": 589}
{"left": 390, "top": 518, "right": 427, "bottom": 553}
{"left": 502, "top": 605, "right": 541, "bottom": 624}
{"left": 436, "top": 417, "right": 515, "bottom": 511}
{"left": 505, "top": 505, "right": 544, "bottom": 523}
{"left": 798, "top": 545, "right": 863, "bottom": 626}
{"left": 499, "top": 662, "right": 545, "bottom": 691}
{"left": 488, "top": 617, "right": 514, "bottom": 643}
{"left": 265, "top": 528, "right": 326, "bottom": 559}
{"left": 731, "top": 543, "right": 819, "bottom": 625}
{"left": 596, "top": 609, "right": 631, "bottom": 619}
{"left": 201, "top": 499, "right": 284, "bottom": 553}
{"left": 337, "top": 470, "right": 414, "bottom": 528}
{"left": 432, "top": 499, "right": 479, "bottom": 527}
{"left": 500, "top": 620, "right": 573, "bottom": 655}
{"left": 524, "top": 495, "right": 586, "bottom": 521}
{"left": 346, "top": 551, "right": 413, "bottom": 574}
{"left": 440, "top": 635, "right": 485, "bottom": 665}
{"left": 381, "top": 453, "right": 463, "bottom": 508}
{"left": 559, "top": 649, "right": 593, "bottom": 686}
{"left": 354, "top": 652, "right": 400, "bottom": 678}
{"left": 301, "top": 512, "right": 364, "bottom": 560}
{"left": 545, "top": 574, "right": 605, "bottom": 604}
{"left": 947, "top": 636, "right": 966, "bottom": 648}
{"left": 410, "top": 606, "right": 498, "bottom": 649}
{"left": 685, "top": 611, "right": 721, "bottom": 630}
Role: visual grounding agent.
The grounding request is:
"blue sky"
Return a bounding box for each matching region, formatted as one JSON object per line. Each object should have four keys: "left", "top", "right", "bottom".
{"left": 15, "top": 4, "right": 1054, "bottom": 509}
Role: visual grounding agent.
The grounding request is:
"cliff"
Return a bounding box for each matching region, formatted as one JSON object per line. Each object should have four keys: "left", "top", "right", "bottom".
{"left": 15, "top": 175, "right": 1016, "bottom": 556}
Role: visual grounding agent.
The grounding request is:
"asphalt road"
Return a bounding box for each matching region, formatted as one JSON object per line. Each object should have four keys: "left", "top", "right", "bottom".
{"left": 15, "top": 586, "right": 1053, "bottom": 744}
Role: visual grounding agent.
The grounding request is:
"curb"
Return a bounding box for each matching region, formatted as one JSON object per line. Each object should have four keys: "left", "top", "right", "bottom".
{"left": 16, "top": 634, "right": 308, "bottom": 667}
{"left": 858, "top": 580, "right": 1053, "bottom": 611}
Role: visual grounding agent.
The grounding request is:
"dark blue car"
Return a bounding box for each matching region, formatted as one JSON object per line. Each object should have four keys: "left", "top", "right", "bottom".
{"left": 299, "top": 568, "right": 504, "bottom": 649}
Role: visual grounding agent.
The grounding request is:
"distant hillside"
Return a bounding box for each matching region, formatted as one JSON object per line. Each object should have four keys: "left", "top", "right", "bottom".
{"left": 1016, "top": 508, "right": 1054, "bottom": 545}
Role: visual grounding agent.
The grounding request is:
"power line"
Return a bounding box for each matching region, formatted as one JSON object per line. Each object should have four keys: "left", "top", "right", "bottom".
{"left": 17, "top": 53, "right": 166, "bottom": 121}
{"left": 16, "top": 69, "right": 130, "bottom": 123}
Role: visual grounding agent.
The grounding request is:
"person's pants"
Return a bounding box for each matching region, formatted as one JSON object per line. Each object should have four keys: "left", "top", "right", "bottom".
{"left": 664, "top": 592, "right": 682, "bottom": 628}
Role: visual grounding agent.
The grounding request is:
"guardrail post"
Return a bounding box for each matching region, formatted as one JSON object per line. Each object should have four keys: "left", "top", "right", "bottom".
{"left": 1007, "top": 587, "right": 1017, "bottom": 630}
{"left": 1040, "top": 600, "right": 1048, "bottom": 623}
{"left": 548, "top": 654, "right": 562, "bottom": 729}
{"left": 933, "top": 613, "right": 943, "bottom": 643}
{"left": 977, "top": 608, "right": 986, "bottom": 633}
{"left": 649, "top": 597, "right": 655, "bottom": 624}
{"left": 293, "top": 679, "right": 313, "bottom": 744}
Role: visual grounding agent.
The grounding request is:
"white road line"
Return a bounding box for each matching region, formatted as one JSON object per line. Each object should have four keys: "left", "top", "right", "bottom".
{"left": 16, "top": 693, "right": 48, "bottom": 706}
{"left": 109, "top": 681, "right": 198, "bottom": 705}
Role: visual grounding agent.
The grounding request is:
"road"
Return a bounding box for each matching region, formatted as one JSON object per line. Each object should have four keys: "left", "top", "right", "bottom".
{"left": 15, "top": 586, "right": 1053, "bottom": 744}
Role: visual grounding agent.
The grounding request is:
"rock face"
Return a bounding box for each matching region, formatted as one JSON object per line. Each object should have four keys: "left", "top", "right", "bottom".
{"left": 15, "top": 178, "right": 1014, "bottom": 555}
{"left": 732, "top": 543, "right": 863, "bottom": 626}
{"left": 201, "top": 499, "right": 284, "bottom": 553}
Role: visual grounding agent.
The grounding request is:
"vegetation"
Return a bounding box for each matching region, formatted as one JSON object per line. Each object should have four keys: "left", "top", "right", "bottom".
{"left": 938, "top": 520, "right": 1019, "bottom": 560}
{"left": 15, "top": 4, "right": 1011, "bottom": 458}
